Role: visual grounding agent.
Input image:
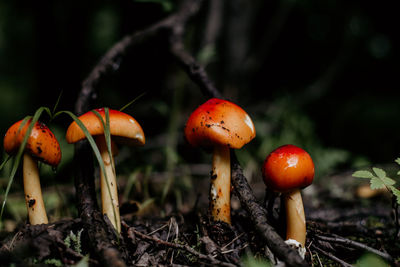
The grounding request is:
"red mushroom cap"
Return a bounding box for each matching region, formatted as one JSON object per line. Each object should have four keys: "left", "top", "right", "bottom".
{"left": 262, "top": 144, "right": 314, "bottom": 192}
{"left": 65, "top": 108, "right": 145, "bottom": 146}
{"left": 3, "top": 119, "right": 62, "bottom": 166}
{"left": 184, "top": 98, "right": 256, "bottom": 149}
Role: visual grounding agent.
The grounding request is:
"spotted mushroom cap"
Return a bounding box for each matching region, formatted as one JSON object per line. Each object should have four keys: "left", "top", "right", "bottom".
{"left": 65, "top": 108, "right": 145, "bottom": 146}
{"left": 184, "top": 98, "right": 256, "bottom": 149}
{"left": 262, "top": 144, "right": 314, "bottom": 192}
{"left": 3, "top": 119, "right": 62, "bottom": 166}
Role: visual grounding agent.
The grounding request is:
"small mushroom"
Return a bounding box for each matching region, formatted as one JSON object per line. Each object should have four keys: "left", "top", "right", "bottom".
{"left": 262, "top": 144, "right": 314, "bottom": 257}
{"left": 3, "top": 119, "right": 61, "bottom": 225}
{"left": 65, "top": 108, "right": 145, "bottom": 233}
{"left": 184, "top": 98, "right": 255, "bottom": 224}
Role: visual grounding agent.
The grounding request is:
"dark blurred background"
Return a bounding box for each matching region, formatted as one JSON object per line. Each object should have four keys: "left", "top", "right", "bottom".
{"left": 0, "top": 0, "right": 399, "bottom": 223}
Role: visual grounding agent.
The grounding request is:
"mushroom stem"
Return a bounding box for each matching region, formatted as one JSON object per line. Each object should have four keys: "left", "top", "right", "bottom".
{"left": 284, "top": 189, "right": 306, "bottom": 246}
{"left": 96, "top": 136, "right": 121, "bottom": 233}
{"left": 210, "top": 145, "right": 231, "bottom": 224}
{"left": 23, "top": 153, "right": 48, "bottom": 225}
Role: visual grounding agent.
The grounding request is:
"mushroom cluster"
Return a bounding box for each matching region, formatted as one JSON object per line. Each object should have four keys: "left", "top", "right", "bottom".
{"left": 2, "top": 99, "right": 316, "bottom": 260}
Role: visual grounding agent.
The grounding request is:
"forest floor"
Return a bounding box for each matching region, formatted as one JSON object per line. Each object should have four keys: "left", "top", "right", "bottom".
{"left": 0, "top": 169, "right": 399, "bottom": 266}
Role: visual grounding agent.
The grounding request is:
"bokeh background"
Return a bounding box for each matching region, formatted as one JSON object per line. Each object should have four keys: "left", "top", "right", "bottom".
{"left": 0, "top": 0, "right": 399, "bottom": 227}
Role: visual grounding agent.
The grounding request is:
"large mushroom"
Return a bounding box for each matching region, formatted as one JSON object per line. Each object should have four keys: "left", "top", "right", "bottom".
{"left": 65, "top": 108, "right": 145, "bottom": 233}
{"left": 262, "top": 144, "right": 314, "bottom": 257}
{"left": 3, "top": 119, "right": 61, "bottom": 225}
{"left": 184, "top": 98, "right": 255, "bottom": 224}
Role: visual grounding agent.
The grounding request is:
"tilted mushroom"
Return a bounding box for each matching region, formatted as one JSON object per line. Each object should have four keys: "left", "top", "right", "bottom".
{"left": 3, "top": 119, "right": 61, "bottom": 225}
{"left": 184, "top": 98, "right": 255, "bottom": 224}
{"left": 262, "top": 144, "right": 314, "bottom": 258}
{"left": 65, "top": 108, "right": 145, "bottom": 233}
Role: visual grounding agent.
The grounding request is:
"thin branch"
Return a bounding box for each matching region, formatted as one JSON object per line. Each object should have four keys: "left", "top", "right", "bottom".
{"left": 311, "top": 244, "right": 352, "bottom": 267}
{"left": 122, "top": 221, "right": 236, "bottom": 267}
{"left": 75, "top": 0, "right": 206, "bottom": 115}
{"left": 315, "top": 234, "right": 394, "bottom": 263}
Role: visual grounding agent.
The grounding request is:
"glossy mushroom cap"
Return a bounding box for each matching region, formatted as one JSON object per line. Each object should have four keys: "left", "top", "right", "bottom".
{"left": 65, "top": 108, "right": 145, "bottom": 146}
{"left": 3, "top": 119, "right": 62, "bottom": 166}
{"left": 262, "top": 144, "right": 314, "bottom": 192}
{"left": 184, "top": 98, "right": 256, "bottom": 149}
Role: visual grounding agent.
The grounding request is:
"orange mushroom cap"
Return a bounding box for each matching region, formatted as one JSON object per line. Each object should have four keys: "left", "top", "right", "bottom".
{"left": 65, "top": 108, "right": 145, "bottom": 146}
{"left": 3, "top": 119, "right": 62, "bottom": 166}
{"left": 184, "top": 98, "right": 256, "bottom": 149}
{"left": 262, "top": 144, "right": 314, "bottom": 192}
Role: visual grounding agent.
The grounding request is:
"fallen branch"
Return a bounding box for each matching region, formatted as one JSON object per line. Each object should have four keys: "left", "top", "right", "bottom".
{"left": 122, "top": 221, "right": 236, "bottom": 267}
{"left": 315, "top": 234, "right": 394, "bottom": 263}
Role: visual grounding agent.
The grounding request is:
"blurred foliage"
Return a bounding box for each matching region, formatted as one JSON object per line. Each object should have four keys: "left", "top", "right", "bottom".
{"left": 355, "top": 253, "right": 390, "bottom": 267}
{"left": 241, "top": 252, "right": 272, "bottom": 267}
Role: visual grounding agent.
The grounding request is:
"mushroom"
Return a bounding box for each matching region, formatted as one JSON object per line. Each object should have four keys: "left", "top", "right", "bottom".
{"left": 262, "top": 144, "right": 314, "bottom": 257}
{"left": 184, "top": 98, "right": 255, "bottom": 224}
{"left": 3, "top": 119, "right": 61, "bottom": 225}
{"left": 65, "top": 108, "right": 145, "bottom": 233}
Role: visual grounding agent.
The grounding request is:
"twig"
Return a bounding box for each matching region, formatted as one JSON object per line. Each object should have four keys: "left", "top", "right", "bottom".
{"left": 169, "top": 38, "right": 222, "bottom": 99}
{"left": 315, "top": 234, "right": 394, "bottom": 263}
{"left": 75, "top": 0, "right": 207, "bottom": 115}
{"left": 221, "top": 233, "right": 244, "bottom": 251}
{"left": 311, "top": 244, "right": 352, "bottom": 267}
{"left": 122, "top": 221, "right": 236, "bottom": 267}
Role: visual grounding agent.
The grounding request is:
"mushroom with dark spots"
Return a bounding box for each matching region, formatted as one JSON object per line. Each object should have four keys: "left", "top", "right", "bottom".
{"left": 3, "top": 119, "right": 61, "bottom": 225}
{"left": 184, "top": 98, "right": 255, "bottom": 224}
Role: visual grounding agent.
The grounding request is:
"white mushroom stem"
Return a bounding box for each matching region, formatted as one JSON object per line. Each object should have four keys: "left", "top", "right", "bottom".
{"left": 210, "top": 145, "right": 231, "bottom": 224}
{"left": 96, "top": 136, "right": 121, "bottom": 233}
{"left": 23, "top": 153, "right": 48, "bottom": 225}
{"left": 284, "top": 189, "right": 306, "bottom": 246}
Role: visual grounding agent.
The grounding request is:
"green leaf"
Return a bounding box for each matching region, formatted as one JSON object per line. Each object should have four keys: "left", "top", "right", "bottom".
{"left": 381, "top": 177, "right": 395, "bottom": 186}
{"left": 352, "top": 170, "right": 374, "bottom": 179}
{"left": 370, "top": 177, "right": 385, "bottom": 190}
{"left": 1, "top": 107, "right": 50, "bottom": 221}
{"left": 395, "top": 158, "right": 400, "bottom": 165}
{"left": 372, "top": 167, "right": 386, "bottom": 179}
{"left": 389, "top": 186, "right": 400, "bottom": 205}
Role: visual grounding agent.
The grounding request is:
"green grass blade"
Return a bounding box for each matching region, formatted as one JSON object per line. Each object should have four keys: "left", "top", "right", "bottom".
{"left": 91, "top": 109, "right": 118, "bottom": 229}
{"left": 91, "top": 109, "right": 114, "bottom": 171}
{"left": 0, "top": 107, "right": 49, "bottom": 221}
{"left": 119, "top": 92, "right": 146, "bottom": 112}
{"left": 0, "top": 155, "right": 11, "bottom": 171}
{"left": 61, "top": 110, "right": 118, "bottom": 232}
{"left": 51, "top": 90, "right": 63, "bottom": 118}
